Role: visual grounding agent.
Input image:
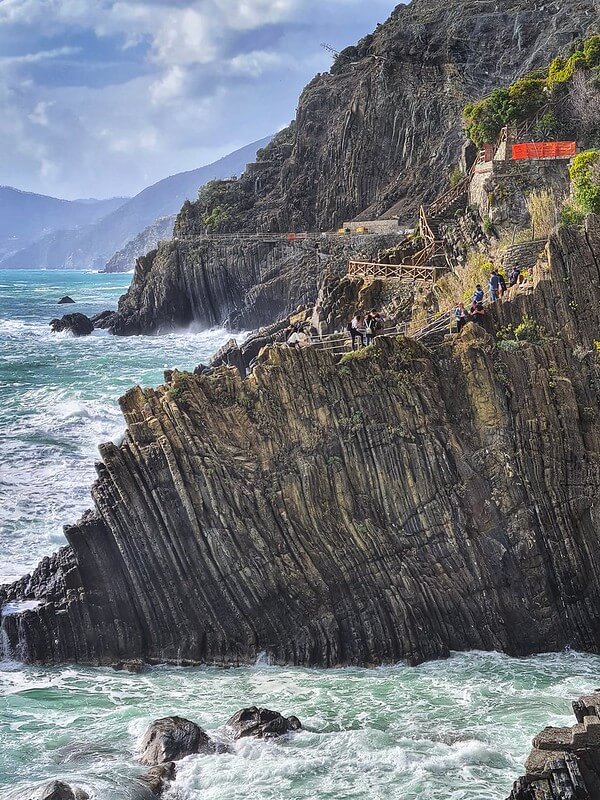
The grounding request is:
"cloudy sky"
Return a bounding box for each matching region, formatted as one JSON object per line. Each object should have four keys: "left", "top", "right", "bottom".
{"left": 0, "top": 0, "right": 398, "bottom": 200}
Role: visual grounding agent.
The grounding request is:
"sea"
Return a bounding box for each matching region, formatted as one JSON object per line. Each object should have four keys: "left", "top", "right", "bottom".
{"left": 1, "top": 269, "right": 598, "bottom": 800}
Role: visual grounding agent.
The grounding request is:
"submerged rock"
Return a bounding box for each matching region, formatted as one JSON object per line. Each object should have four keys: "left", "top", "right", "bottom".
{"left": 50, "top": 313, "right": 94, "bottom": 337}
{"left": 224, "top": 707, "right": 302, "bottom": 740}
{"left": 57, "top": 296, "right": 75, "bottom": 305}
{"left": 139, "top": 716, "right": 214, "bottom": 765}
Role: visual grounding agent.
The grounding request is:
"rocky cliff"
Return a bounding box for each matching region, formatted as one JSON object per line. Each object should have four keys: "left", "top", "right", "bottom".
{"left": 109, "top": 233, "right": 399, "bottom": 334}
{"left": 2, "top": 216, "right": 599, "bottom": 668}
{"left": 109, "top": 0, "right": 596, "bottom": 336}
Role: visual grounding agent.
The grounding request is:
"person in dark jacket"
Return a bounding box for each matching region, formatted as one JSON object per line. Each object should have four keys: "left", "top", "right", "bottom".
{"left": 489, "top": 270, "right": 502, "bottom": 302}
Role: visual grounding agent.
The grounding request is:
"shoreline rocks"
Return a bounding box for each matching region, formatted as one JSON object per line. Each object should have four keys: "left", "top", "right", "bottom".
{"left": 50, "top": 313, "right": 94, "bottom": 337}
{"left": 57, "top": 296, "right": 75, "bottom": 305}
{"left": 224, "top": 707, "right": 302, "bottom": 740}
{"left": 139, "top": 717, "right": 215, "bottom": 766}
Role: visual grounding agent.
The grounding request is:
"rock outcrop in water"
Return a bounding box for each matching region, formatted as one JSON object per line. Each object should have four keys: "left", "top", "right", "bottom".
{"left": 50, "top": 313, "right": 94, "bottom": 337}
{"left": 507, "top": 691, "right": 600, "bottom": 799}
{"left": 1, "top": 217, "right": 599, "bottom": 668}
{"left": 108, "top": 0, "right": 596, "bottom": 336}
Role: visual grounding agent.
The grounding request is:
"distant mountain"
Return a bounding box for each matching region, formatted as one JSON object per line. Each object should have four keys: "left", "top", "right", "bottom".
{"left": 0, "top": 137, "right": 272, "bottom": 271}
{"left": 0, "top": 187, "right": 127, "bottom": 262}
{"left": 103, "top": 215, "right": 176, "bottom": 274}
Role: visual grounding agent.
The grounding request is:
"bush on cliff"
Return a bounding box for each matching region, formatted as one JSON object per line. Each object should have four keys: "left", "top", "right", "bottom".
{"left": 464, "top": 33, "right": 600, "bottom": 146}
{"left": 570, "top": 149, "right": 600, "bottom": 214}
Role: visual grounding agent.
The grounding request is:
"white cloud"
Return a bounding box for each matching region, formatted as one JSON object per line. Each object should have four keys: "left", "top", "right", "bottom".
{"left": 0, "top": 0, "right": 396, "bottom": 197}
{"left": 0, "top": 46, "right": 81, "bottom": 67}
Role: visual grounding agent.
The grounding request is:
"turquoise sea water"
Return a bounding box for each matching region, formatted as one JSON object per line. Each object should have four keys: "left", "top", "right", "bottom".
{"left": 0, "top": 271, "right": 597, "bottom": 800}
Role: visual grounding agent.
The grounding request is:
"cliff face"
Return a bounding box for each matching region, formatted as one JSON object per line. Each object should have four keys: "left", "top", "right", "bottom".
{"left": 109, "top": 234, "right": 400, "bottom": 334}
{"left": 109, "top": 0, "right": 596, "bottom": 336}
{"left": 2, "top": 218, "right": 599, "bottom": 668}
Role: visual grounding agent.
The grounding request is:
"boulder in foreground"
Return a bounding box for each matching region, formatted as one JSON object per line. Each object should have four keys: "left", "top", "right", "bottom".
{"left": 50, "top": 313, "right": 94, "bottom": 337}
{"left": 139, "top": 716, "right": 214, "bottom": 765}
{"left": 225, "top": 707, "right": 302, "bottom": 740}
{"left": 33, "top": 781, "right": 89, "bottom": 800}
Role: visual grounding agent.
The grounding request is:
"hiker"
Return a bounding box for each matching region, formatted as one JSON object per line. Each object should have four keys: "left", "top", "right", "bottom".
{"left": 498, "top": 271, "right": 507, "bottom": 298}
{"left": 471, "top": 284, "right": 484, "bottom": 309}
{"left": 454, "top": 302, "right": 469, "bottom": 332}
{"left": 287, "top": 325, "right": 308, "bottom": 348}
{"left": 471, "top": 302, "right": 486, "bottom": 326}
{"left": 349, "top": 313, "right": 365, "bottom": 350}
{"left": 489, "top": 270, "right": 502, "bottom": 302}
{"left": 508, "top": 266, "right": 521, "bottom": 287}
{"left": 364, "top": 308, "right": 384, "bottom": 345}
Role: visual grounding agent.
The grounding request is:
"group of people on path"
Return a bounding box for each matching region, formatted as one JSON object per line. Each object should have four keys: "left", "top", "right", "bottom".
{"left": 454, "top": 266, "right": 525, "bottom": 332}
{"left": 348, "top": 309, "right": 385, "bottom": 350}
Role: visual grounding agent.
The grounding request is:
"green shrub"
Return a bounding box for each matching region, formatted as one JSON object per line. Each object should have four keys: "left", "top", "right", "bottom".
{"left": 584, "top": 35, "right": 600, "bottom": 68}
{"left": 560, "top": 202, "right": 586, "bottom": 226}
{"left": 464, "top": 88, "right": 513, "bottom": 147}
{"left": 497, "top": 315, "right": 546, "bottom": 344}
{"left": 508, "top": 76, "right": 547, "bottom": 118}
{"left": 570, "top": 149, "right": 600, "bottom": 214}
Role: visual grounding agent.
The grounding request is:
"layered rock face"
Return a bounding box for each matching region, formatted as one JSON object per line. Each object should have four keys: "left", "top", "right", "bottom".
{"left": 109, "top": 0, "right": 595, "bottom": 337}
{"left": 109, "top": 233, "right": 399, "bottom": 334}
{"left": 1, "top": 218, "right": 599, "bottom": 668}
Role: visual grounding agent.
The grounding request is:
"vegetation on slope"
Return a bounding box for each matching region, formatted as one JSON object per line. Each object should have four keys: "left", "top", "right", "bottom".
{"left": 464, "top": 34, "right": 600, "bottom": 147}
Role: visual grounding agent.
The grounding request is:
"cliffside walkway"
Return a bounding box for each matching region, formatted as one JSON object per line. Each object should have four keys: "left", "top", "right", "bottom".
{"left": 346, "top": 175, "right": 471, "bottom": 286}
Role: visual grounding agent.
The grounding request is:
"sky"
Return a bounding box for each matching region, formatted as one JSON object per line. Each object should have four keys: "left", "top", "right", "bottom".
{"left": 0, "top": 0, "right": 399, "bottom": 200}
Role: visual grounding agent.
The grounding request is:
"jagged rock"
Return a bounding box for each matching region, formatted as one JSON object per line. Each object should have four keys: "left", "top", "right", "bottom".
{"left": 224, "top": 707, "right": 302, "bottom": 740}
{"left": 137, "top": 762, "right": 176, "bottom": 796}
{"left": 50, "top": 313, "right": 94, "bottom": 337}
{"left": 90, "top": 310, "right": 116, "bottom": 330}
{"left": 110, "top": 234, "right": 398, "bottom": 335}
{"left": 29, "top": 781, "right": 89, "bottom": 800}
{"left": 210, "top": 338, "right": 245, "bottom": 377}
{"left": 2, "top": 218, "right": 600, "bottom": 669}
{"left": 57, "top": 296, "right": 75, "bottom": 304}
{"left": 139, "top": 717, "right": 214, "bottom": 765}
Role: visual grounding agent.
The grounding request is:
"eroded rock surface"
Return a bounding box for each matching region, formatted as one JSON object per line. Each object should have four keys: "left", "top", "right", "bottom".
{"left": 50, "top": 313, "right": 94, "bottom": 337}
{"left": 2, "top": 218, "right": 599, "bottom": 668}
{"left": 139, "top": 717, "right": 214, "bottom": 765}
{"left": 224, "top": 708, "right": 302, "bottom": 741}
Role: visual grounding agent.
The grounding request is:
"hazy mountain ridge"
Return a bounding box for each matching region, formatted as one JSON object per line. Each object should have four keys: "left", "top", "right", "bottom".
{"left": 1, "top": 137, "right": 271, "bottom": 270}
{"left": 0, "top": 188, "right": 127, "bottom": 262}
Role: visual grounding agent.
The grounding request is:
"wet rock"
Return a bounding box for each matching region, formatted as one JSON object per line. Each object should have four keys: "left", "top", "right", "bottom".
{"left": 57, "top": 296, "right": 75, "bottom": 304}
{"left": 50, "top": 313, "right": 94, "bottom": 337}
{"left": 32, "top": 781, "right": 89, "bottom": 800}
{"left": 224, "top": 707, "right": 302, "bottom": 740}
{"left": 139, "top": 716, "right": 214, "bottom": 765}
{"left": 137, "top": 762, "right": 176, "bottom": 797}
{"left": 90, "top": 310, "right": 116, "bottom": 330}
{"left": 112, "top": 658, "right": 145, "bottom": 673}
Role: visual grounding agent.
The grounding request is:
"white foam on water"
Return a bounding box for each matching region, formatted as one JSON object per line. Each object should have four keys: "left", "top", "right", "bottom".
{"left": 1, "top": 600, "right": 40, "bottom": 616}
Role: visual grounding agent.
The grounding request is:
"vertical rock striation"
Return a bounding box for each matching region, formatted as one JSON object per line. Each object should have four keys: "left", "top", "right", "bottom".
{"left": 1, "top": 218, "right": 599, "bottom": 668}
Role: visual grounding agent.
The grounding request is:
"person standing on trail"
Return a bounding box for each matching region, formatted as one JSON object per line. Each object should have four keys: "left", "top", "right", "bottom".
{"left": 489, "top": 270, "right": 502, "bottom": 302}
{"left": 364, "top": 310, "right": 379, "bottom": 346}
{"left": 454, "top": 302, "right": 469, "bottom": 332}
{"left": 349, "top": 313, "right": 365, "bottom": 350}
{"left": 472, "top": 284, "right": 484, "bottom": 308}
{"left": 508, "top": 266, "right": 521, "bottom": 287}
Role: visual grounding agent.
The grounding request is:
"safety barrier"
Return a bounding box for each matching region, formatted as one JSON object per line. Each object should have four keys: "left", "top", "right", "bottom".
{"left": 511, "top": 141, "right": 576, "bottom": 160}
